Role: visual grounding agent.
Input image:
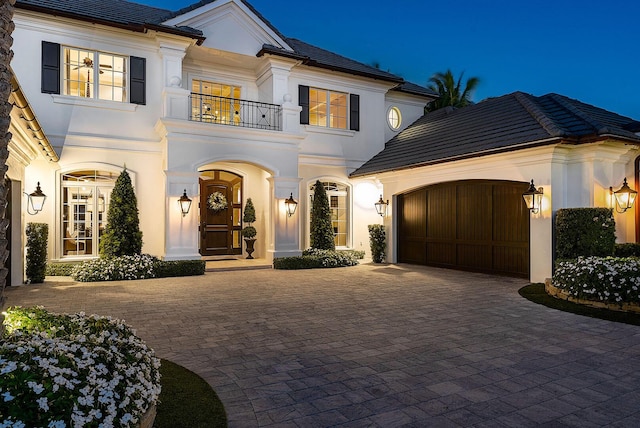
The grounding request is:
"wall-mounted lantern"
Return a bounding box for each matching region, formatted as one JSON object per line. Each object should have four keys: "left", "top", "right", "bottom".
{"left": 26, "top": 182, "right": 46, "bottom": 215}
{"left": 178, "top": 189, "right": 192, "bottom": 217}
{"left": 522, "top": 180, "right": 543, "bottom": 214}
{"left": 285, "top": 193, "right": 298, "bottom": 217}
{"left": 610, "top": 178, "right": 637, "bottom": 213}
{"left": 375, "top": 195, "right": 389, "bottom": 217}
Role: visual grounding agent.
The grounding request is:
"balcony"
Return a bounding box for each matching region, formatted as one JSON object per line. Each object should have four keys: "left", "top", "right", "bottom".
{"left": 189, "top": 93, "right": 282, "bottom": 131}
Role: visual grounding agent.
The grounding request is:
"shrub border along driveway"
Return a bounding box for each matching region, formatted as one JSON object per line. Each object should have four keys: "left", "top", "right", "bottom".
{"left": 6, "top": 264, "right": 640, "bottom": 427}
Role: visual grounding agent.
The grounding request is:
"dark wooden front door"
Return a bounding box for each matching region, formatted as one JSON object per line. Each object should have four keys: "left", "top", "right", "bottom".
{"left": 199, "top": 172, "right": 242, "bottom": 256}
{"left": 398, "top": 180, "right": 530, "bottom": 278}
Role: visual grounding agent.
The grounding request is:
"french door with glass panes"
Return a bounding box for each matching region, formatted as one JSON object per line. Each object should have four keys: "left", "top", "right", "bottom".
{"left": 61, "top": 170, "right": 114, "bottom": 257}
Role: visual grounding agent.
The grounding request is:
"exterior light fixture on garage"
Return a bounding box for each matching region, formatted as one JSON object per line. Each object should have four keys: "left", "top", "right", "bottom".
{"left": 375, "top": 195, "right": 389, "bottom": 217}
{"left": 25, "top": 182, "right": 47, "bottom": 215}
{"left": 178, "top": 189, "right": 192, "bottom": 217}
{"left": 522, "top": 180, "right": 543, "bottom": 214}
{"left": 610, "top": 178, "right": 637, "bottom": 213}
{"left": 285, "top": 193, "right": 298, "bottom": 217}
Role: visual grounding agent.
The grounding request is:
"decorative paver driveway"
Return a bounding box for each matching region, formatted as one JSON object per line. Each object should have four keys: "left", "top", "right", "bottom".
{"left": 6, "top": 264, "right": 640, "bottom": 427}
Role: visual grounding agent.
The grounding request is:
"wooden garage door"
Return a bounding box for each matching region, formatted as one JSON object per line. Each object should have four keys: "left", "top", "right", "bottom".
{"left": 398, "top": 180, "right": 530, "bottom": 277}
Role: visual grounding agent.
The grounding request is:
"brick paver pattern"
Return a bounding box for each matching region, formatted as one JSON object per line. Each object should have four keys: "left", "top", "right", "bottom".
{"left": 6, "top": 264, "right": 640, "bottom": 427}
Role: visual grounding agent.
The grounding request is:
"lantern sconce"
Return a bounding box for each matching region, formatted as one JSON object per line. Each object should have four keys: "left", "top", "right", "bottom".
{"left": 375, "top": 195, "right": 389, "bottom": 217}
{"left": 25, "top": 182, "right": 47, "bottom": 215}
{"left": 610, "top": 178, "right": 637, "bottom": 213}
{"left": 178, "top": 189, "right": 192, "bottom": 217}
{"left": 522, "top": 180, "right": 543, "bottom": 214}
{"left": 285, "top": 193, "right": 298, "bottom": 217}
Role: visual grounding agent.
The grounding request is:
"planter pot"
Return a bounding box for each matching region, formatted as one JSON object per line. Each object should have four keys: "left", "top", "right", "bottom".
{"left": 138, "top": 403, "right": 156, "bottom": 428}
{"left": 244, "top": 238, "right": 256, "bottom": 259}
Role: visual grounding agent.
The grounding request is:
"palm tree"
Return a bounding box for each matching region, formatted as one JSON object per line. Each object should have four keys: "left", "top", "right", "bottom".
{"left": 0, "top": 0, "right": 15, "bottom": 330}
{"left": 425, "top": 69, "right": 480, "bottom": 113}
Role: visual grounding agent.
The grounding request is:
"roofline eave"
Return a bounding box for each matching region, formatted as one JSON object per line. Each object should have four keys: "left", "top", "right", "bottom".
{"left": 350, "top": 137, "right": 566, "bottom": 178}
{"left": 15, "top": 3, "right": 205, "bottom": 44}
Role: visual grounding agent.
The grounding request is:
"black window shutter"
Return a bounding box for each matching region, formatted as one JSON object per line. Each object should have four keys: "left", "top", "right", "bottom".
{"left": 350, "top": 94, "right": 360, "bottom": 131}
{"left": 41, "top": 41, "right": 60, "bottom": 94}
{"left": 130, "top": 56, "right": 146, "bottom": 105}
{"left": 299, "top": 85, "right": 309, "bottom": 125}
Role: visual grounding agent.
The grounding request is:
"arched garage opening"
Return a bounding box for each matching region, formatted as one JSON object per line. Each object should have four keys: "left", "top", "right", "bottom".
{"left": 397, "top": 179, "right": 530, "bottom": 278}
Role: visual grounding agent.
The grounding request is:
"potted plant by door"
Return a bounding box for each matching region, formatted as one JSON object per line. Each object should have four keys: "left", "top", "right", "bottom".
{"left": 241, "top": 198, "right": 257, "bottom": 259}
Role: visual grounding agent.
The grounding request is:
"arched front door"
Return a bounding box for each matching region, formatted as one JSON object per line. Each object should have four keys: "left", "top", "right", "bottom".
{"left": 199, "top": 171, "right": 242, "bottom": 256}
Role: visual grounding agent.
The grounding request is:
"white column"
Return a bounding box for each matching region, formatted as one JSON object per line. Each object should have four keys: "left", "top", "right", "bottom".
{"left": 164, "top": 171, "right": 200, "bottom": 260}
{"left": 158, "top": 39, "right": 191, "bottom": 120}
{"left": 267, "top": 176, "right": 302, "bottom": 259}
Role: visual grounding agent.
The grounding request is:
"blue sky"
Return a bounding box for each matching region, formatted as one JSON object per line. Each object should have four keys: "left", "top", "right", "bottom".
{"left": 138, "top": 0, "right": 640, "bottom": 118}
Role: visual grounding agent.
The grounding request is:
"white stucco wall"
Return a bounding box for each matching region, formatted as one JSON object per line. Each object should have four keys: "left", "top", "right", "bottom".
{"left": 373, "top": 142, "right": 639, "bottom": 283}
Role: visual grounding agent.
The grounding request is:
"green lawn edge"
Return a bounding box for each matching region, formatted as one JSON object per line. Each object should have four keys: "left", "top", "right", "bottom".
{"left": 156, "top": 359, "right": 228, "bottom": 428}
{"left": 519, "top": 283, "right": 640, "bottom": 326}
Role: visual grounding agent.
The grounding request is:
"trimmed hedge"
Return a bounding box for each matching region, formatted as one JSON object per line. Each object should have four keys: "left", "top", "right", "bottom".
{"left": 273, "top": 249, "right": 360, "bottom": 270}
{"left": 614, "top": 243, "right": 640, "bottom": 258}
{"left": 155, "top": 260, "right": 206, "bottom": 278}
{"left": 46, "top": 262, "right": 80, "bottom": 277}
{"left": 26, "top": 223, "right": 48, "bottom": 284}
{"left": 555, "top": 208, "right": 615, "bottom": 259}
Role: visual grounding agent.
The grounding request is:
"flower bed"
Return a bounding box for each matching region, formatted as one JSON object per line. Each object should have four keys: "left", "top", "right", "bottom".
{"left": 1, "top": 307, "right": 161, "bottom": 427}
{"left": 552, "top": 256, "right": 640, "bottom": 308}
{"left": 273, "top": 248, "right": 360, "bottom": 269}
{"left": 70, "top": 255, "right": 205, "bottom": 282}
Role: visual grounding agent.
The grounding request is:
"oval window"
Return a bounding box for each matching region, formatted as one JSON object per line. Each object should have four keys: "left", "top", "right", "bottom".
{"left": 387, "top": 107, "right": 402, "bottom": 130}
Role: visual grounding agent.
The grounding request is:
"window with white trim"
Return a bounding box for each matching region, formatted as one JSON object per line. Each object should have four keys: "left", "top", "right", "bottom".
{"left": 309, "top": 88, "right": 348, "bottom": 129}
{"left": 388, "top": 106, "right": 402, "bottom": 130}
{"left": 63, "top": 47, "right": 127, "bottom": 102}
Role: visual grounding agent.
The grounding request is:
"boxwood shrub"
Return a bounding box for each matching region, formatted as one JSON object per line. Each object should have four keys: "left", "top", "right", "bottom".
{"left": 553, "top": 256, "right": 640, "bottom": 304}
{"left": 26, "top": 223, "right": 49, "bottom": 284}
{"left": 614, "top": 243, "right": 640, "bottom": 258}
{"left": 274, "top": 248, "right": 360, "bottom": 270}
{"left": 45, "top": 262, "right": 80, "bottom": 277}
{"left": 154, "top": 259, "right": 206, "bottom": 278}
{"left": 555, "top": 208, "right": 615, "bottom": 259}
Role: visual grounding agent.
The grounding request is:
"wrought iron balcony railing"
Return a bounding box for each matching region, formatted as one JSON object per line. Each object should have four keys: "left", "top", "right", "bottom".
{"left": 189, "top": 93, "right": 282, "bottom": 131}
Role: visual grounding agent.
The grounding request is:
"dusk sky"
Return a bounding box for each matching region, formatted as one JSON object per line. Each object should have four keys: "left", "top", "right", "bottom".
{"left": 137, "top": 0, "right": 640, "bottom": 119}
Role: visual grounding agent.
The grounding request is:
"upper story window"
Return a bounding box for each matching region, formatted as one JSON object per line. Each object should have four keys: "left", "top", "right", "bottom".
{"left": 299, "top": 85, "right": 360, "bottom": 131}
{"left": 387, "top": 106, "right": 402, "bottom": 130}
{"left": 63, "top": 47, "right": 127, "bottom": 102}
{"left": 41, "top": 41, "right": 146, "bottom": 105}
{"left": 191, "top": 79, "right": 242, "bottom": 125}
{"left": 309, "top": 88, "right": 347, "bottom": 129}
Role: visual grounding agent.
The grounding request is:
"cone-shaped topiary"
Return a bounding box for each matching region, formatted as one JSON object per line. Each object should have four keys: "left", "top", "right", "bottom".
{"left": 99, "top": 168, "right": 143, "bottom": 257}
{"left": 241, "top": 198, "right": 257, "bottom": 238}
{"left": 26, "top": 223, "right": 48, "bottom": 284}
{"left": 310, "top": 181, "right": 335, "bottom": 250}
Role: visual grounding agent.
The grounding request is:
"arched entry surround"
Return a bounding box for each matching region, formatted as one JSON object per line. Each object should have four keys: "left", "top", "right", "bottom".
{"left": 397, "top": 179, "right": 530, "bottom": 277}
{"left": 197, "top": 162, "right": 272, "bottom": 259}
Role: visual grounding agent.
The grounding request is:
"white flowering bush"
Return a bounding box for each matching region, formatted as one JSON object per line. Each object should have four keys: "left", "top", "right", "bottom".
{"left": 0, "top": 307, "right": 161, "bottom": 427}
{"left": 71, "top": 254, "right": 158, "bottom": 282}
{"left": 553, "top": 256, "right": 640, "bottom": 304}
{"left": 274, "top": 249, "right": 359, "bottom": 269}
{"left": 304, "top": 248, "right": 359, "bottom": 267}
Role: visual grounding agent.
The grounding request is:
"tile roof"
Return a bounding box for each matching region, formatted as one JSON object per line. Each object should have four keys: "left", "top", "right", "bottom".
{"left": 16, "top": 0, "right": 434, "bottom": 95}
{"left": 16, "top": 0, "right": 204, "bottom": 39}
{"left": 350, "top": 92, "right": 640, "bottom": 177}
